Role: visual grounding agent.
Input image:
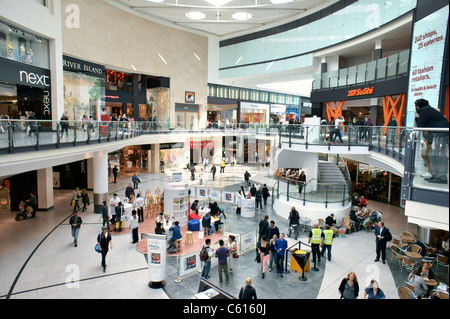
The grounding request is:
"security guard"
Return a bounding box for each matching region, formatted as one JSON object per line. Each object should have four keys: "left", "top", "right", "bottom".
{"left": 308, "top": 222, "right": 323, "bottom": 271}
{"left": 321, "top": 224, "right": 335, "bottom": 262}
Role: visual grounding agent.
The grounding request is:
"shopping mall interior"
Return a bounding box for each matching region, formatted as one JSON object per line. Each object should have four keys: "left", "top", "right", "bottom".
{"left": 0, "top": 0, "right": 449, "bottom": 308}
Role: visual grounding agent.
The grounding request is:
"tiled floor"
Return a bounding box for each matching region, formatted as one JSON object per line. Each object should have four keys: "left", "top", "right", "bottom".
{"left": 0, "top": 163, "right": 446, "bottom": 299}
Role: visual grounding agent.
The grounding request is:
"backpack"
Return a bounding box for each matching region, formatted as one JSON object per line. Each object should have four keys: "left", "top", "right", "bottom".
{"left": 200, "top": 246, "right": 209, "bottom": 261}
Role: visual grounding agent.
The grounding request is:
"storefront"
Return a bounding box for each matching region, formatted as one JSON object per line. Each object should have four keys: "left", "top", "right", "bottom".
{"left": 239, "top": 102, "right": 269, "bottom": 124}
{"left": 270, "top": 104, "right": 286, "bottom": 124}
{"left": 286, "top": 106, "right": 301, "bottom": 122}
{"left": 190, "top": 139, "right": 214, "bottom": 164}
{"left": 0, "top": 55, "right": 51, "bottom": 123}
{"left": 206, "top": 103, "right": 238, "bottom": 126}
{"left": 175, "top": 103, "right": 199, "bottom": 130}
{"left": 159, "top": 142, "right": 184, "bottom": 169}
{"left": 147, "top": 76, "right": 170, "bottom": 124}
{"left": 63, "top": 55, "right": 105, "bottom": 121}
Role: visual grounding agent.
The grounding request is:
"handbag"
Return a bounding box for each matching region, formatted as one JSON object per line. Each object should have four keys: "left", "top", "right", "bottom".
{"left": 233, "top": 252, "right": 239, "bottom": 258}
{"left": 95, "top": 243, "right": 101, "bottom": 253}
{"left": 70, "top": 199, "right": 75, "bottom": 206}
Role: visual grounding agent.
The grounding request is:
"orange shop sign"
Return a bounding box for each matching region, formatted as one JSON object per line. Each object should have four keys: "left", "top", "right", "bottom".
{"left": 347, "top": 87, "right": 374, "bottom": 97}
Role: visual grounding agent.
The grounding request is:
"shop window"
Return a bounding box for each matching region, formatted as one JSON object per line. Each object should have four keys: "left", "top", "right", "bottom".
{"left": 0, "top": 21, "right": 49, "bottom": 69}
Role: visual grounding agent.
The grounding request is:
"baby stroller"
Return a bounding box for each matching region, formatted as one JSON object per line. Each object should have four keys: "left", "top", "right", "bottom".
{"left": 370, "top": 211, "right": 382, "bottom": 223}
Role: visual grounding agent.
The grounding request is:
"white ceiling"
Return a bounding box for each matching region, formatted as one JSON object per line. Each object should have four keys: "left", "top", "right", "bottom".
{"left": 111, "top": 0, "right": 330, "bottom": 38}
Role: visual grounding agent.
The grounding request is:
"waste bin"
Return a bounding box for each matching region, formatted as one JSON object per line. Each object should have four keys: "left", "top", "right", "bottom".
{"left": 292, "top": 249, "right": 310, "bottom": 281}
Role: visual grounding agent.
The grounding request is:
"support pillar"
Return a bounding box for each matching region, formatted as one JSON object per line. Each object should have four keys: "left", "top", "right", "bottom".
{"left": 150, "top": 144, "right": 160, "bottom": 174}
{"left": 93, "top": 151, "right": 108, "bottom": 214}
{"left": 37, "top": 167, "right": 54, "bottom": 210}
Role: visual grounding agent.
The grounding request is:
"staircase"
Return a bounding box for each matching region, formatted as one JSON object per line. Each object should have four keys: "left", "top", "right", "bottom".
{"left": 318, "top": 161, "right": 347, "bottom": 184}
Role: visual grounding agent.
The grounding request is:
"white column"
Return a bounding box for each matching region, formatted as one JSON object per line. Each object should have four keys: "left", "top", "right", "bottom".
{"left": 93, "top": 151, "right": 108, "bottom": 214}
{"left": 37, "top": 167, "right": 54, "bottom": 210}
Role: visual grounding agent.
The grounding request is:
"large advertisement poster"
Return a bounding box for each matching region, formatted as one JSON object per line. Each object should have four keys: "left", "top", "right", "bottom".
{"left": 406, "top": 5, "right": 449, "bottom": 127}
{"left": 147, "top": 234, "right": 167, "bottom": 283}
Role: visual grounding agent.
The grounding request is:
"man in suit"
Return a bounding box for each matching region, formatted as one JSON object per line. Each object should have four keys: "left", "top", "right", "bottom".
{"left": 374, "top": 221, "right": 392, "bottom": 264}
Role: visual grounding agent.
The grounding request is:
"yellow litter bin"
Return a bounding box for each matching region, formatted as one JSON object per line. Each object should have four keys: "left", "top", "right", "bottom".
{"left": 290, "top": 249, "right": 310, "bottom": 274}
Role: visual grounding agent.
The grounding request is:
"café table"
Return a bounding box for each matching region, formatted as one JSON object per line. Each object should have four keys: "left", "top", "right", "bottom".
{"left": 424, "top": 278, "right": 438, "bottom": 286}
{"left": 405, "top": 251, "right": 422, "bottom": 259}
{"left": 401, "top": 235, "right": 415, "bottom": 244}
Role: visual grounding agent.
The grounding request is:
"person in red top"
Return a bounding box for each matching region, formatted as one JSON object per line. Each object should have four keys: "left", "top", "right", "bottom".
{"left": 359, "top": 196, "right": 367, "bottom": 208}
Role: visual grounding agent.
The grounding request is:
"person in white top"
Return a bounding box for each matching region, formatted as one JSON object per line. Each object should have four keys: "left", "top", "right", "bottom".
{"left": 130, "top": 210, "right": 139, "bottom": 244}
{"left": 110, "top": 193, "right": 120, "bottom": 225}
{"left": 135, "top": 193, "right": 145, "bottom": 223}
{"left": 333, "top": 116, "right": 345, "bottom": 143}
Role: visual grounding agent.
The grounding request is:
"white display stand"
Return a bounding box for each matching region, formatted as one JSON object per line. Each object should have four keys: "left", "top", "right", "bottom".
{"left": 240, "top": 197, "right": 256, "bottom": 218}
{"left": 122, "top": 203, "right": 133, "bottom": 228}
{"left": 164, "top": 182, "right": 189, "bottom": 226}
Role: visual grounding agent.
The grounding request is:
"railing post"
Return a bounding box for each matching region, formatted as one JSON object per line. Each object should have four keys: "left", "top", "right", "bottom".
{"left": 56, "top": 123, "right": 61, "bottom": 148}
{"left": 287, "top": 179, "right": 290, "bottom": 202}
{"left": 35, "top": 123, "right": 40, "bottom": 151}
{"left": 305, "top": 126, "right": 308, "bottom": 150}
{"left": 289, "top": 124, "right": 292, "bottom": 148}
{"left": 325, "top": 186, "right": 328, "bottom": 209}
{"left": 8, "top": 122, "right": 14, "bottom": 154}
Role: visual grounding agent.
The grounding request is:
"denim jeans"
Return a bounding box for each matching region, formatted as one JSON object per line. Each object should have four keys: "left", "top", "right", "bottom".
{"left": 201, "top": 260, "right": 211, "bottom": 279}
{"left": 276, "top": 253, "right": 285, "bottom": 274}
{"left": 321, "top": 244, "right": 332, "bottom": 261}
{"left": 71, "top": 227, "right": 80, "bottom": 245}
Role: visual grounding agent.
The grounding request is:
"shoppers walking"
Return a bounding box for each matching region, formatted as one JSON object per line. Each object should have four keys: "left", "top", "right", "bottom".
{"left": 200, "top": 238, "right": 214, "bottom": 279}
{"left": 374, "top": 221, "right": 392, "bottom": 264}
{"left": 69, "top": 211, "right": 82, "bottom": 247}
{"left": 97, "top": 226, "right": 113, "bottom": 273}
{"left": 72, "top": 188, "right": 81, "bottom": 213}
{"left": 80, "top": 189, "right": 89, "bottom": 212}
{"left": 338, "top": 272, "right": 359, "bottom": 299}
{"left": 258, "top": 215, "right": 269, "bottom": 242}
{"left": 132, "top": 173, "right": 140, "bottom": 189}
{"left": 274, "top": 233, "right": 288, "bottom": 278}
{"left": 244, "top": 170, "right": 251, "bottom": 186}
{"left": 255, "top": 188, "right": 263, "bottom": 210}
{"left": 287, "top": 206, "right": 300, "bottom": 240}
{"left": 220, "top": 160, "right": 226, "bottom": 173}
{"left": 130, "top": 210, "right": 139, "bottom": 244}
{"left": 211, "top": 165, "right": 217, "bottom": 180}
{"left": 257, "top": 235, "right": 270, "bottom": 279}
{"left": 114, "top": 202, "right": 124, "bottom": 232}
{"left": 238, "top": 278, "right": 257, "bottom": 299}
{"left": 362, "top": 279, "right": 386, "bottom": 299}
{"left": 269, "top": 234, "right": 278, "bottom": 272}
{"left": 215, "top": 239, "right": 230, "bottom": 283}
{"left": 109, "top": 193, "right": 120, "bottom": 225}
{"left": 135, "top": 193, "right": 145, "bottom": 223}
{"left": 227, "top": 235, "right": 238, "bottom": 274}
{"left": 100, "top": 200, "right": 110, "bottom": 231}
{"left": 262, "top": 184, "right": 270, "bottom": 206}
{"left": 112, "top": 165, "right": 118, "bottom": 183}
{"left": 298, "top": 171, "right": 306, "bottom": 194}
{"left": 308, "top": 222, "right": 323, "bottom": 271}
{"left": 190, "top": 165, "right": 196, "bottom": 181}
{"left": 267, "top": 220, "right": 280, "bottom": 243}
{"left": 321, "top": 225, "right": 335, "bottom": 261}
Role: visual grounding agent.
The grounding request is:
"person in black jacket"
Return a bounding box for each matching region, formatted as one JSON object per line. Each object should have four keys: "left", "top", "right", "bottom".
{"left": 262, "top": 184, "right": 270, "bottom": 206}
{"left": 238, "top": 277, "right": 257, "bottom": 299}
{"left": 258, "top": 215, "right": 269, "bottom": 241}
{"left": 374, "top": 221, "right": 392, "bottom": 264}
{"left": 415, "top": 99, "right": 449, "bottom": 184}
{"left": 97, "top": 226, "right": 113, "bottom": 273}
{"left": 287, "top": 206, "right": 300, "bottom": 240}
{"left": 339, "top": 272, "right": 359, "bottom": 299}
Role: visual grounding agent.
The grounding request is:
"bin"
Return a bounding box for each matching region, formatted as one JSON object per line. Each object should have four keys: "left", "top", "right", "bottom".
{"left": 290, "top": 249, "right": 310, "bottom": 274}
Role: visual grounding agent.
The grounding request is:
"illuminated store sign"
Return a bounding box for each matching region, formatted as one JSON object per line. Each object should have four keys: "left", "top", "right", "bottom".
{"left": 62, "top": 55, "right": 105, "bottom": 78}
{"left": 347, "top": 87, "right": 374, "bottom": 97}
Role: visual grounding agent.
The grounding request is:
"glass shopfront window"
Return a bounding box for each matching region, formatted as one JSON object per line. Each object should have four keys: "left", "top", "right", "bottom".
{"left": 240, "top": 102, "right": 269, "bottom": 124}
{"left": 105, "top": 70, "right": 132, "bottom": 92}
{"left": 0, "top": 21, "right": 49, "bottom": 69}
{"left": 63, "top": 71, "right": 105, "bottom": 121}
{"left": 147, "top": 87, "right": 170, "bottom": 124}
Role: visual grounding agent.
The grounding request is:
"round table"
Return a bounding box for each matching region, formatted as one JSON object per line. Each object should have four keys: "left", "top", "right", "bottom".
{"left": 401, "top": 235, "right": 415, "bottom": 244}
{"left": 424, "top": 278, "right": 438, "bottom": 286}
{"left": 405, "top": 251, "right": 422, "bottom": 259}
{"left": 198, "top": 207, "right": 210, "bottom": 218}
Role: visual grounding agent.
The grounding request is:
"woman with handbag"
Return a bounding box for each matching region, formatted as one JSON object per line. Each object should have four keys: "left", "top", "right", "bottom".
{"left": 72, "top": 188, "right": 80, "bottom": 213}
{"left": 257, "top": 235, "right": 270, "bottom": 279}
{"left": 227, "top": 235, "right": 238, "bottom": 274}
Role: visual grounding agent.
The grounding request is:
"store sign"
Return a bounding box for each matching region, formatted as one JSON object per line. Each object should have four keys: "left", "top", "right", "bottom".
{"left": 190, "top": 141, "right": 214, "bottom": 148}
{"left": 62, "top": 55, "right": 105, "bottom": 78}
{"left": 240, "top": 102, "right": 269, "bottom": 111}
{"left": 43, "top": 90, "right": 51, "bottom": 115}
{"left": 0, "top": 57, "right": 51, "bottom": 89}
{"left": 347, "top": 87, "right": 374, "bottom": 97}
{"left": 406, "top": 5, "right": 448, "bottom": 126}
{"left": 160, "top": 142, "right": 184, "bottom": 150}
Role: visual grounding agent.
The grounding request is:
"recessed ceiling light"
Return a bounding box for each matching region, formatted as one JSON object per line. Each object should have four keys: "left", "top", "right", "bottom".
{"left": 193, "top": 53, "right": 202, "bottom": 61}
{"left": 145, "top": 0, "right": 165, "bottom": 3}
{"left": 270, "top": 0, "right": 293, "bottom": 4}
{"left": 232, "top": 12, "right": 253, "bottom": 21}
{"left": 157, "top": 53, "right": 168, "bottom": 64}
{"left": 186, "top": 12, "right": 206, "bottom": 20}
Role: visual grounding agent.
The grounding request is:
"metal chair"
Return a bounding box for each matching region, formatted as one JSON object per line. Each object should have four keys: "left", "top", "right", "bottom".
{"left": 405, "top": 282, "right": 417, "bottom": 298}
{"left": 408, "top": 244, "right": 422, "bottom": 255}
{"left": 436, "top": 254, "right": 449, "bottom": 275}
{"left": 397, "top": 286, "right": 417, "bottom": 299}
{"left": 434, "top": 291, "right": 449, "bottom": 299}
{"left": 390, "top": 246, "right": 403, "bottom": 268}
{"left": 401, "top": 256, "right": 416, "bottom": 273}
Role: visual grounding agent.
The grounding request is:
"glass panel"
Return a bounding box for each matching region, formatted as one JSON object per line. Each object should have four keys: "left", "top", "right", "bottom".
{"left": 347, "top": 66, "right": 357, "bottom": 84}
{"left": 387, "top": 53, "right": 399, "bottom": 77}
{"left": 398, "top": 49, "right": 410, "bottom": 74}
{"left": 338, "top": 68, "right": 348, "bottom": 86}
{"left": 366, "top": 61, "right": 377, "bottom": 81}
{"left": 357, "top": 63, "right": 367, "bottom": 83}
{"left": 329, "top": 70, "right": 339, "bottom": 88}
{"left": 321, "top": 72, "right": 330, "bottom": 89}
{"left": 376, "top": 58, "right": 387, "bottom": 79}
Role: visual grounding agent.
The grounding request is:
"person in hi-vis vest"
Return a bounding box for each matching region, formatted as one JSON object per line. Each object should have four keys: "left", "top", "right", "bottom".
{"left": 321, "top": 225, "right": 335, "bottom": 261}
{"left": 308, "top": 223, "right": 323, "bottom": 271}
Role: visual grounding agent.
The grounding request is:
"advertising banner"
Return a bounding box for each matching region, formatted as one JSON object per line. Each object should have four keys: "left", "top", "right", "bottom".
{"left": 179, "top": 252, "right": 201, "bottom": 277}
{"left": 147, "top": 234, "right": 167, "bottom": 284}
{"left": 406, "top": 5, "right": 449, "bottom": 126}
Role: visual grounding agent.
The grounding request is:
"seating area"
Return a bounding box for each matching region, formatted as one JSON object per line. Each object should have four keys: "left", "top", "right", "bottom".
{"left": 392, "top": 232, "right": 450, "bottom": 299}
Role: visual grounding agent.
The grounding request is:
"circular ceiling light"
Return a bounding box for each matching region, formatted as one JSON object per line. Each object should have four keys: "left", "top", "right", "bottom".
{"left": 270, "top": 0, "right": 293, "bottom": 4}
{"left": 186, "top": 12, "right": 206, "bottom": 20}
{"left": 232, "top": 12, "right": 253, "bottom": 21}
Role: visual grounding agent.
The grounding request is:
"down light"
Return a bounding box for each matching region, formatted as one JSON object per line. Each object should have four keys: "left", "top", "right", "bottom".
{"left": 186, "top": 12, "right": 206, "bottom": 20}
{"left": 232, "top": 12, "right": 253, "bottom": 21}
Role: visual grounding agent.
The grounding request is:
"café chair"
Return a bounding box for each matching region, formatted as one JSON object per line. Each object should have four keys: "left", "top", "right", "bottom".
{"left": 405, "top": 282, "right": 417, "bottom": 298}
{"left": 390, "top": 246, "right": 403, "bottom": 268}
{"left": 401, "top": 256, "right": 416, "bottom": 273}
{"left": 433, "top": 291, "right": 449, "bottom": 299}
{"left": 436, "top": 254, "right": 449, "bottom": 275}
{"left": 408, "top": 244, "right": 422, "bottom": 255}
{"left": 397, "top": 286, "right": 417, "bottom": 299}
